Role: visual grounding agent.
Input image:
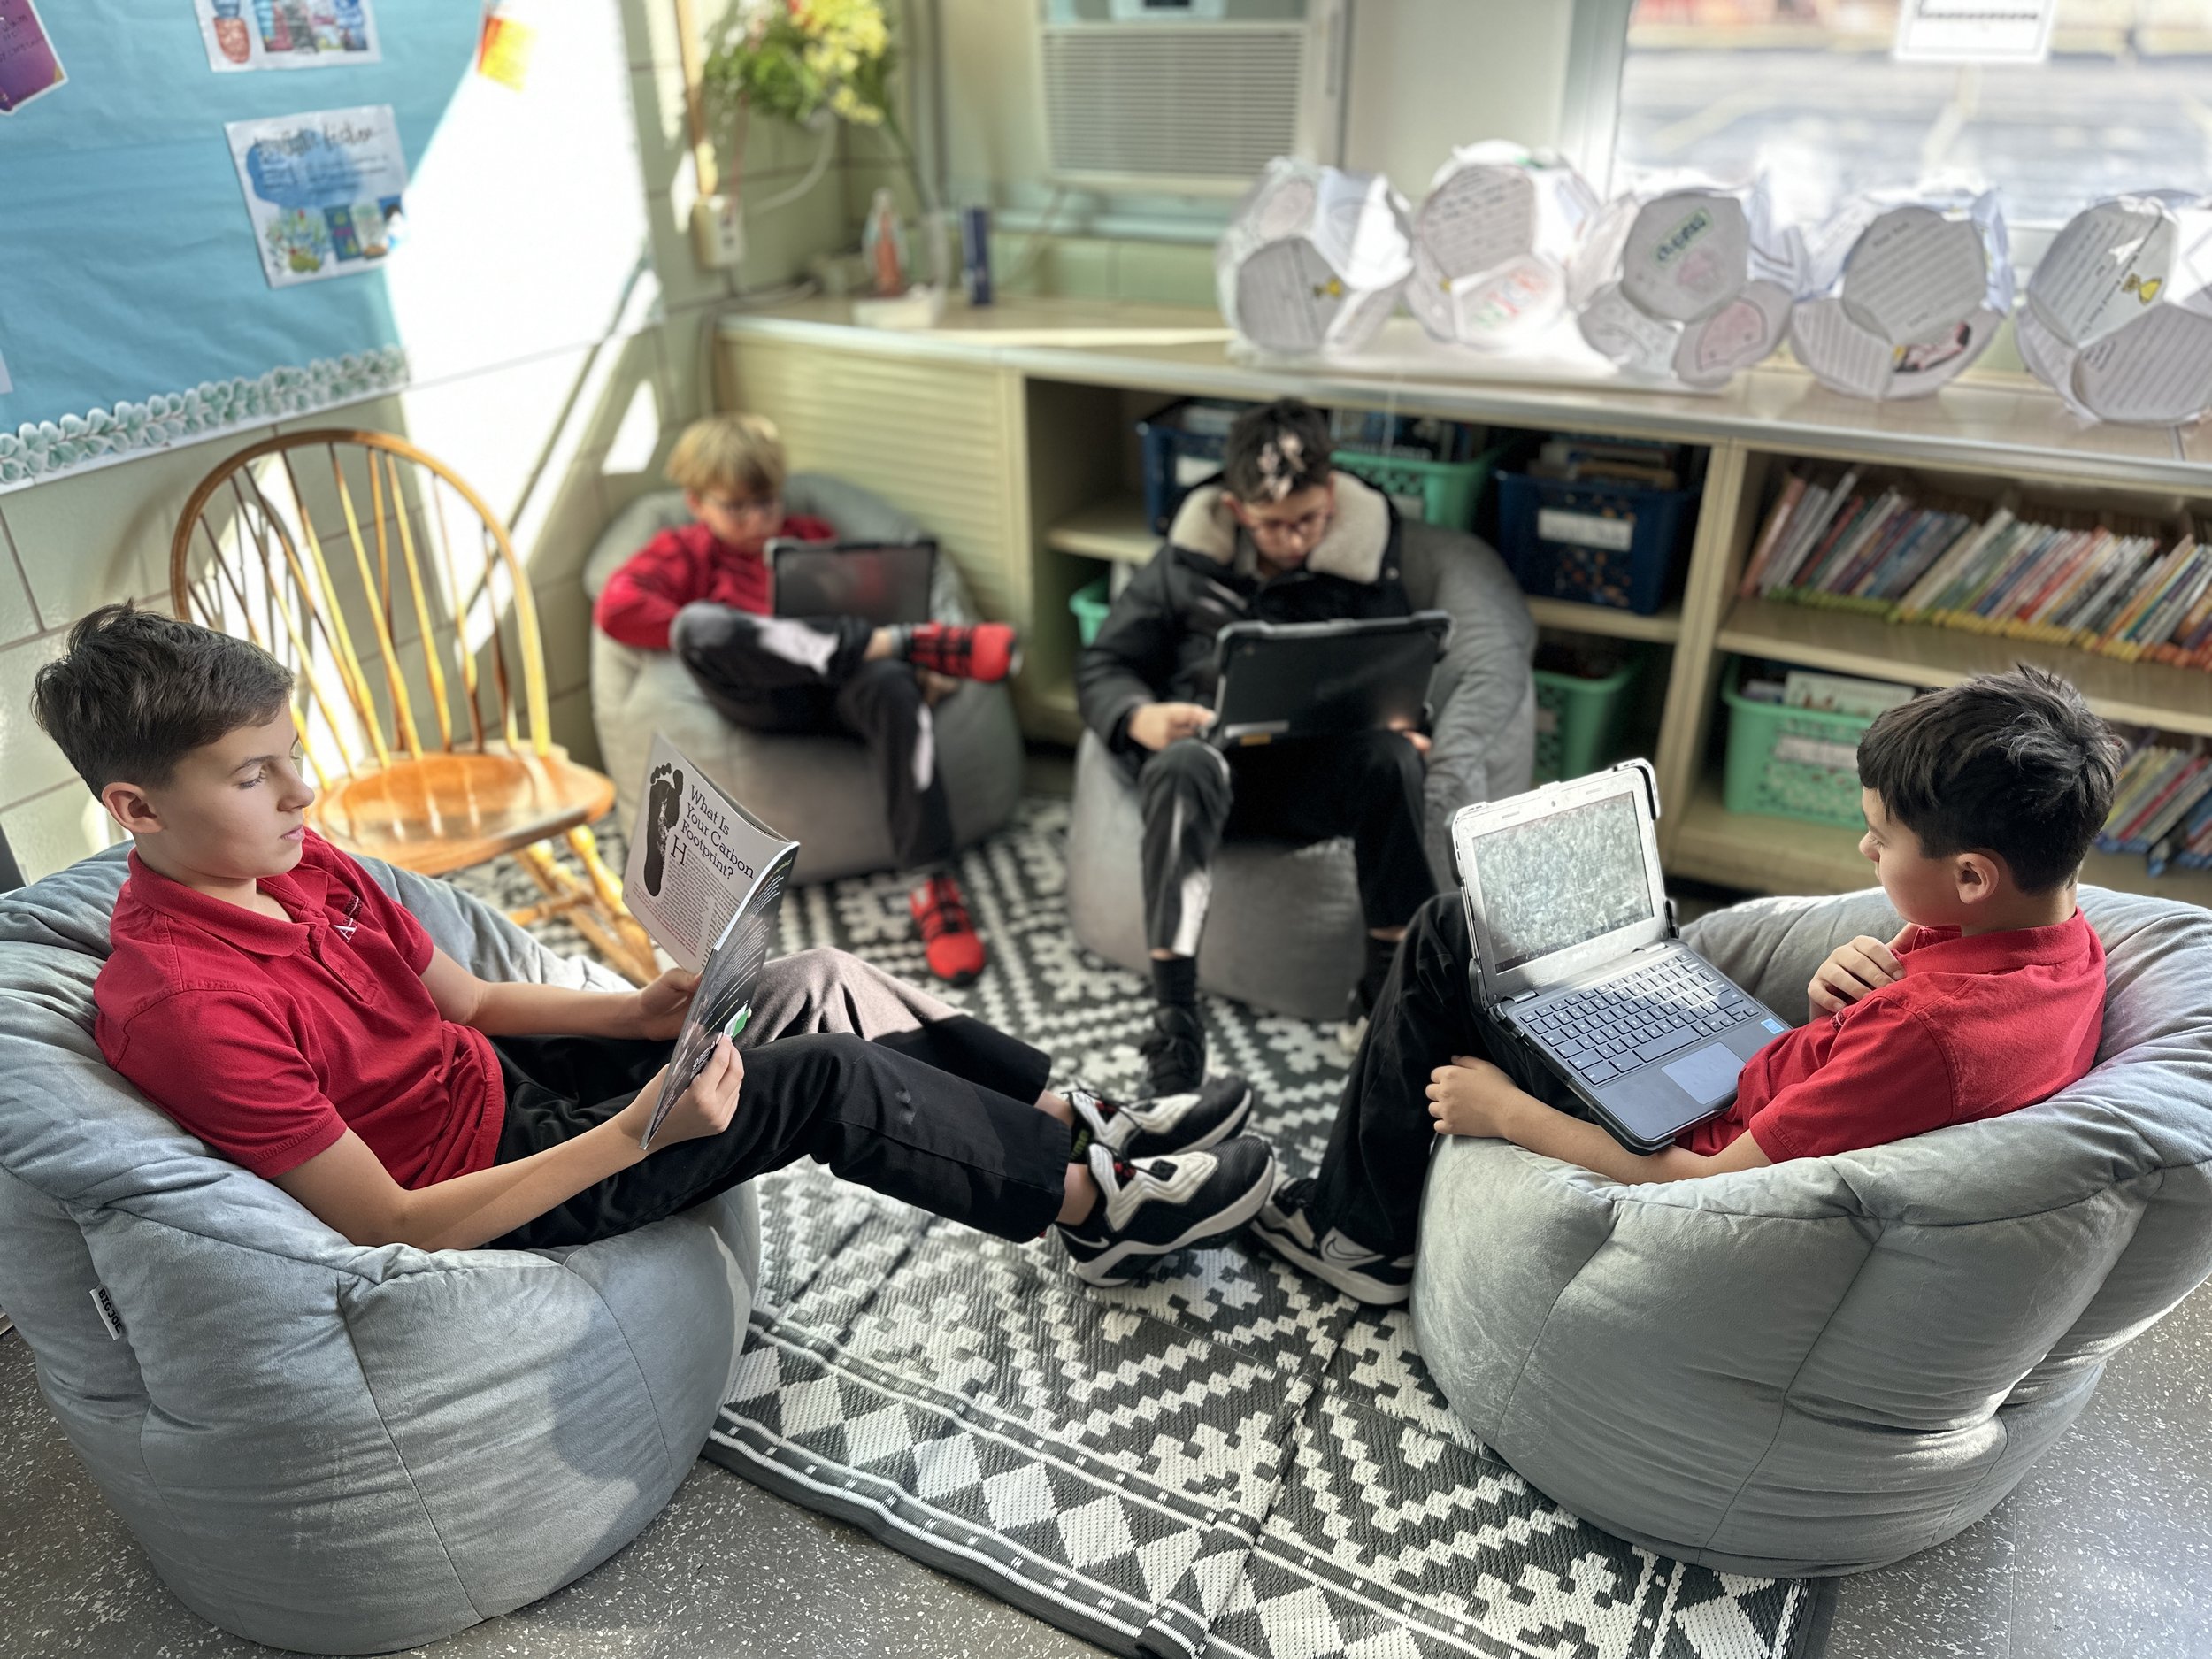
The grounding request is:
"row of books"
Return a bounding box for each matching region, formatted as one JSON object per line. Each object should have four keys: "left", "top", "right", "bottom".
{"left": 1739, "top": 468, "right": 2212, "bottom": 668}
{"left": 2099, "top": 735, "right": 2212, "bottom": 875}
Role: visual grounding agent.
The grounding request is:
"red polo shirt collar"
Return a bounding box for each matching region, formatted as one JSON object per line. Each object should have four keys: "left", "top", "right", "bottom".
{"left": 122, "top": 849, "right": 339, "bottom": 958}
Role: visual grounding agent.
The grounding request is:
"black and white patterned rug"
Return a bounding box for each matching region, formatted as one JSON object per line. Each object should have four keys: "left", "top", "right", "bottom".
{"left": 460, "top": 801, "right": 1831, "bottom": 1659}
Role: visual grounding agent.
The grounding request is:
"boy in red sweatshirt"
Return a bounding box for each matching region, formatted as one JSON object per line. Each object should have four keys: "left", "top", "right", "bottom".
{"left": 595, "top": 414, "right": 1018, "bottom": 985}
{"left": 1256, "top": 667, "right": 2121, "bottom": 1305}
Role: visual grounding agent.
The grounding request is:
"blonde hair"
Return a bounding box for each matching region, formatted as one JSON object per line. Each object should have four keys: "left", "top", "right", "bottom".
{"left": 666, "top": 412, "right": 787, "bottom": 500}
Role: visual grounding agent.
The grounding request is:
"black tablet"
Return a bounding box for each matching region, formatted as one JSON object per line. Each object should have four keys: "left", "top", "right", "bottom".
{"left": 1211, "top": 611, "right": 1452, "bottom": 746}
{"left": 767, "top": 539, "right": 937, "bottom": 626}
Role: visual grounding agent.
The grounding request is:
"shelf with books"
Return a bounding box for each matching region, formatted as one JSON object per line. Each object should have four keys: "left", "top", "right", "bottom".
{"left": 1669, "top": 779, "right": 2212, "bottom": 912}
{"left": 1528, "top": 596, "right": 1683, "bottom": 642}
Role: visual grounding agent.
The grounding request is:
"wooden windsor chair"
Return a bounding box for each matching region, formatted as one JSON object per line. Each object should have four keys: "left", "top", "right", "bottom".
{"left": 169, "top": 429, "right": 659, "bottom": 984}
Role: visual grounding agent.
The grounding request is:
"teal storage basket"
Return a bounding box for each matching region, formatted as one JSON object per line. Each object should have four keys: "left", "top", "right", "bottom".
{"left": 1333, "top": 441, "right": 1507, "bottom": 533}
{"left": 1071, "top": 575, "right": 1111, "bottom": 647}
{"left": 1532, "top": 652, "right": 1641, "bottom": 783}
{"left": 1721, "top": 657, "right": 1878, "bottom": 828}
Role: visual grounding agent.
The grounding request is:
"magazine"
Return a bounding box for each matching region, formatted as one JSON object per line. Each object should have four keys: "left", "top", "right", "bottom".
{"left": 620, "top": 734, "right": 800, "bottom": 1151}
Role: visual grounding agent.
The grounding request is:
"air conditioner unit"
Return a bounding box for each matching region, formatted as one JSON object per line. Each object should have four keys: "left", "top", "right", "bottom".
{"left": 1035, "top": 0, "right": 1349, "bottom": 194}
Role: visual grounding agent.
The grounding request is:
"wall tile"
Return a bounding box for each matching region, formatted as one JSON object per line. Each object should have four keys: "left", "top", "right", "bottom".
{"left": 533, "top": 576, "right": 597, "bottom": 701}
{"left": 397, "top": 347, "right": 602, "bottom": 530}
{"left": 548, "top": 684, "right": 600, "bottom": 770}
{"left": 1117, "top": 242, "right": 1215, "bottom": 308}
{"left": 2, "top": 781, "right": 118, "bottom": 884}
{"left": 0, "top": 518, "right": 42, "bottom": 642}
{"left": 3, "top": 426, "right": 285, "bottom": 629}
{"left": 0, "top": 634, "right": 74, "bottom": 806}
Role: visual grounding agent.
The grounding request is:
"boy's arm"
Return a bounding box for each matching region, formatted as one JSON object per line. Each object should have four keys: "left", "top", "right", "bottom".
{"left": 1075, "top": 555, "right": 1181, "bottom": 752}
{"left": 1426, "top": 1056, "right": 1773, "bottom": 1184}
{"left": 419, "top": 947, "right": 697, "bottom": 1041}
{"left": 592, "top": 529, "right": 697, "bottom": 651}
{"left": 274, "top": 1036, "right": 743, "bottom": 1251}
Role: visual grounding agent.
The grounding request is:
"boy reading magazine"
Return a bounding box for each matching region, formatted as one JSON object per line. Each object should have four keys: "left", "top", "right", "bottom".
{"left": 41, "top": 606, "right": 1273, "bottom": 1286}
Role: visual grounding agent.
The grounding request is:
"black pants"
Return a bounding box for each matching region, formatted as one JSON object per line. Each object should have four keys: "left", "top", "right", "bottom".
{"left": 486, "top": 951, "right": 1063, "bottom": 1250}
{"left": 1308, "top": 892, "right": 1567, "bottom": 1258}
{"left": 670, "top": 602, "right": 955, "bottom": 872}
{"left": 1137, "top": 732, "right": 1434, "bottom": 955}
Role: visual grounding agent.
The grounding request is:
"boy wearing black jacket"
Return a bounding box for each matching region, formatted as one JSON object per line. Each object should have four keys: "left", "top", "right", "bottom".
{"left": 1077, "top": 400, "right": 1437, "bottom": 1094}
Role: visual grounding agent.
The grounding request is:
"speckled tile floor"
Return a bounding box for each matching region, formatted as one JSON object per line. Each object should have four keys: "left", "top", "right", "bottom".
{"left": 4, "top": 1279, "right": 2209, "bottom": 1659}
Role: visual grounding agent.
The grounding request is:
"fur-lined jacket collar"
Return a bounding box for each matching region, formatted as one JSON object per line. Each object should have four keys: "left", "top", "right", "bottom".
{"left": 1165, "top": 472, "right": 1393, "bottom": 586}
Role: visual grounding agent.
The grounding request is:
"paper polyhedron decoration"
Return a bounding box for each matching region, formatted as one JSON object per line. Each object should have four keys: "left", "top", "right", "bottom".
{"left": 1405, "top": 142, "right": 1600, "bottom": 351}
{"left": 1789, "top": 191, "right": 2014, "bottom": 401}
{"left": 2017, "top": 193, "right": 2212, "bottom": 426}
{"left": 1217, "top": 157, "right": 1414, "bottom": 357}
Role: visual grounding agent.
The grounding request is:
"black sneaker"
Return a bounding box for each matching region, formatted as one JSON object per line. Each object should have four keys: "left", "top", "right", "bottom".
{"left": 1057, "top": 1139, "right": 1277, "bottom": 1288}
{"left": 1138, "top": 1002, "right": 1206, "bottom": 1098}
{"left": 1065, "top": 1074, "right": 1254, "bottom": 1160}
{"left": 1249, "top": 1172, "right": 1413, "bottom": 1306}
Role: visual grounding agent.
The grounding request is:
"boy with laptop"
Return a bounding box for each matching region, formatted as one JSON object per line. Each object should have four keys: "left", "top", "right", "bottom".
{"left": 595, "top": 414, "right": 1019, "bottom": 985}
{"left": 1077, "top": 398, "right": 1438, "bottom": 1095}
{"left": 38, "top": 605, "right": 1272, "bottom": 1286}
{"left": 1255, "top": 667, "right": 2120, "bottom": 1305}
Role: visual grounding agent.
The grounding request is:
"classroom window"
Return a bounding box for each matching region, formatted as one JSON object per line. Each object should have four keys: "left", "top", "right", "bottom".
{"left": 1610, "top": 1, "right": 2212, "bottom": 234}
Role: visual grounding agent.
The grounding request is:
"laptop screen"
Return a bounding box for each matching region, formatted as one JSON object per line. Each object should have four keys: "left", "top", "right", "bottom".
{"left": 1468, "top": 791, "right": 1655, "bottom": 973}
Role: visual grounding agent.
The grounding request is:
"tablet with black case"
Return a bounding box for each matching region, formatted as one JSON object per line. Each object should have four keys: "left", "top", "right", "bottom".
{"left": 767, "top": 539, "right": 937, "bottom": 627}
{"left": 1210, "top": 611, "right": 1452, "bottom": 746}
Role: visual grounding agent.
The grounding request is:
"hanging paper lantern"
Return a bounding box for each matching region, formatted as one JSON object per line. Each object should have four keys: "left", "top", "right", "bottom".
{"left": 1566, "top": 180, "right": 1804, "bottom": 388}
{"left": 1217, "top": 157, "right": 1414, "bottom": 357}
{"left": 1406, "top": 142, "right": 1600, "bottom": 351}
{"left": 1789, "top": 191, "right": 2013, "bottom": 401}
{"left": 2017, "top": 193, "right": 2212, "bottom": 426}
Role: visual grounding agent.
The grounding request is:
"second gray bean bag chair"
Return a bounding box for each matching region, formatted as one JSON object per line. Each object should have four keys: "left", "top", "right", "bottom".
{"left": 585, "top": 475, "right": 1024, "bottom": 883}
{"left": 1414, "top": 882, "right": 2212, "bottom": 1577}
{"left": 1065, "top": 521, "right": 1536, "bottom": 1021}
{"left": 0, "top": 851, "right": 760, "bottom": 1655}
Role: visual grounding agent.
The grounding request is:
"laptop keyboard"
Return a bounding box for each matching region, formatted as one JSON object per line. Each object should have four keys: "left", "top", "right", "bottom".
{"left": 1520, "top": 956, "right": 1763, "bottom": 1084}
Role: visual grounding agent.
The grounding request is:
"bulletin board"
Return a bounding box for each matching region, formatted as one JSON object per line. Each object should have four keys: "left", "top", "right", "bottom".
{"left": 0, "top": 3, "right": 487, "bottom": 489}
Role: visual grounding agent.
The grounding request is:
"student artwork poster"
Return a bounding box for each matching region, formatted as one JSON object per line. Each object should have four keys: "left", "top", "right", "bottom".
{"left": 226, "top": 104, "right": 409, "bottom": 288}
{"left": 0, "top": 0, "right": 65, "bottom": 115}
{"left": 195, "top": 0, "right": 381, "bottom": 74}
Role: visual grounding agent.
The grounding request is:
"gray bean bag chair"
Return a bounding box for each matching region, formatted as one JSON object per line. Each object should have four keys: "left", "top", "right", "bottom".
{"left": 1065, "top": 524, "right": 1536, "bottom": 1021}
{"left": 0, "top": 851, "right": 761, "bottom": 1655}
{"left": 1414, "top": 882, "right": 2212, "bottom": 1577}
{"left": 585, "top": 476, "right": 1024, "bottom": 883}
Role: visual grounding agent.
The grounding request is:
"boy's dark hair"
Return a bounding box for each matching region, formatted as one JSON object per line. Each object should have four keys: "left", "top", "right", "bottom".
{"left": 31, "top": 604, "right": 295, "bottom": 793}
{"left": 1856, "top": 666, "right": 2120, "bottom": 894}
{"left": 1222, "top": 398, "right": 1333, "bottom": 503}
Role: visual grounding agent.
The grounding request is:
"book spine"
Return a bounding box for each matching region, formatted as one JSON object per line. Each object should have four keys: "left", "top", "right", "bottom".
{"left": 1738, "top": 475, "right": 1808, "bottom": 599}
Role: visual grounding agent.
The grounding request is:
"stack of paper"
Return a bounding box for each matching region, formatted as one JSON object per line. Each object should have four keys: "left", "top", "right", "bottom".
{"left": 2018, "top": 193, "right": 2212, "bottom": 427}
{"left": 1565, "top": 179, "right": 1803, "bottom": 388}
{"left": 1790, "top": 191, "right": 2013, "bottom": 401}
{"left": 1216, "top": 157, "right": 1414, "bottom": 358}
{"left": 1405, "top": 143, "right": 1599, "bottom": 353}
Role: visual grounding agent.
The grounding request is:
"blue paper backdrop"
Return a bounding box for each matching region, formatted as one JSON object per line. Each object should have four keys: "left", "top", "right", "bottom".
{"left": 0, "top": 1, "right": 481, "bottom": 483}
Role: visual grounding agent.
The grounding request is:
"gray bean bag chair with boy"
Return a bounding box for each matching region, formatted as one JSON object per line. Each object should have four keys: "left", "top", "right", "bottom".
{"left": 1065, "top": 523, "right": 1536, "bottom": 1022}
{"left": 1414, "top": 882, "right": 2212, "bottom": 1577}
{"left": 585, "top": 474, "right": 1024, "bottom": 882}
{"left": 0, "top": 849, "right": 760, "bottom": 1655}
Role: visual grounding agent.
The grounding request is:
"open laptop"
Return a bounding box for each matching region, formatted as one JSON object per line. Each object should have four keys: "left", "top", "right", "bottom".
{"left": 1448, "top": 761, "right": 1791, "bottom": 1153}
{"left": 767, "top": 539, "right": 936, "bottom": 627}
{"left": 1210, "top": 611, "right": 1452, "bottom": 747}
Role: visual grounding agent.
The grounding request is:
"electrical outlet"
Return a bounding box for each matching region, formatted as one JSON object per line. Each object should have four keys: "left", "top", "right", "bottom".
{"left": 691, "top": 195, "right": 746, "bottom": 270}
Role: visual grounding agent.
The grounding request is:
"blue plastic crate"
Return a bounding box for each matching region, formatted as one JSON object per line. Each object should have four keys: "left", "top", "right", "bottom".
{"left": 1496, "top": 471, "right": 1694, "bottom": 616}
{"left": 1136, "top": 401, "right": 1240, "bottom": 534}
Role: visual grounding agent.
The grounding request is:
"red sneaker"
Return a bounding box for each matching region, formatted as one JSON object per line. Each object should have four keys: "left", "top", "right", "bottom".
{"left": 904, "top": 622, "right": 1020, "bottom": 682}
{"left": 911, "top": 874, "right": 987, "bottom": 985}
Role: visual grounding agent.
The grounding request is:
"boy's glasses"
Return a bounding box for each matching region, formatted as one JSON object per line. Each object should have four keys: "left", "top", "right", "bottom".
{"left": 1244, "top": 506, "right": 1332, "bottom": 546}
{"left": 703, "top": 492, "right": 782, "bottom": 524}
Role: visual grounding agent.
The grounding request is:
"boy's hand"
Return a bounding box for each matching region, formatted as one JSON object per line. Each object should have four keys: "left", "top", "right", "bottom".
{"left": 1426, "top": 1055, "right": 1525, "bottom": 1138}
{"left": 618, "top": 1035, "right": 744, "bottom": 1149}
{"left": 918, "top": 667, "right": 959, "bottom": 706}
{"left": 1386, "top": 717, "right": 1432, "bottom": 757}
{"left": 1808, "top": 933, "right": 1905, "bottom": 1017}
{"left": 628, "top": 968, "right": 701, "bottom": 1041}
{"left": 1127, "top": 702, "right": 1216, "bottom": 750}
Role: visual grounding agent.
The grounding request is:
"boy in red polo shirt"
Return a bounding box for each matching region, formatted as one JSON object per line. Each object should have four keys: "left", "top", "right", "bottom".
{"left": 595, "top": 413, "right": 1020, "bottom": 986}
{"left": 1255, "top": 666, "right": 2122, "bottom": 1305}
{"left": 35, "top": 606, "right": 1273, "bottom": 1282}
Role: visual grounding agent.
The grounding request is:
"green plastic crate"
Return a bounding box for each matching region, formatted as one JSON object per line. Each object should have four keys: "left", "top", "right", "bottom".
{"left": 1721, "top": 657, "right": 1877, "bottom": 828}
{"left": 1070, "top": 575, "right": 1111, "bottom": 647}
{"left": 1331, "top": 440, "right": 1508, "bottom": 533}
{"left": 1532, "top": 653, "right": 1641, "bottom": 783}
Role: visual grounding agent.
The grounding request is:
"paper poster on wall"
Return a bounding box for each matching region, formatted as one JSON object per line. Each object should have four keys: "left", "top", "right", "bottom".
{"left": 1893, "top": 0, "right": 2054, "bottom": 64}
{"left": 0, "top": 0, "right": 65, "bottom": 114}
{"left": 476, "top": 2, "right": 535, "bottom": 90}
{"left": 227, "top": 104, "right": 408, "bottom": 288}
{"left": 195, "top": 0, "right": 381, "bottom": 73}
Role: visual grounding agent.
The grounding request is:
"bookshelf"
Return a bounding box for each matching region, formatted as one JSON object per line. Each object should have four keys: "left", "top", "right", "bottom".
{"left": 717, "top": 299, "right": 2212, "bottom": 909}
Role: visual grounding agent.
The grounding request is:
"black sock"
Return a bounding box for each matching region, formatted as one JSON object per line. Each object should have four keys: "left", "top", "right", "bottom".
{"left": 1151, "top": 954, "right": 1198, "bottom": 1010}
{"left": 1360, "top": 933, "right": 1401, "bottom": 1010}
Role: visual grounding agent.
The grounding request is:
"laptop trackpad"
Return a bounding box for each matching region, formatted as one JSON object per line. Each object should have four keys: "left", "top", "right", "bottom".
{"left": 1663, "top": 1042, "right": 1743, "bottom": 1107}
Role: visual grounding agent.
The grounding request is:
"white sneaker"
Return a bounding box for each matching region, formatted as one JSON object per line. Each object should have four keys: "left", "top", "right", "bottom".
{"left": 1249, "top": 1171, "right": 1413, "bottom": 1306}
{"left": 1064, "top": 1073, "right": 1254, "bottom": 1159}
{"left": 1056, "top": 1138, "right": 1277, "bottom": 1288}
